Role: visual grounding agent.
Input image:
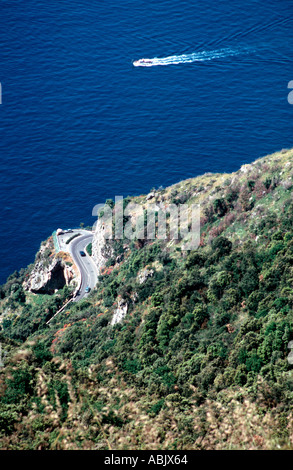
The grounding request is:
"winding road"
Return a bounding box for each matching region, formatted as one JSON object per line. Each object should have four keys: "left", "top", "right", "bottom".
{"left": 46, "top": 230, "right": 98, "bottom": 324}
{"left": 57, "top": 229, "right": 98, "bottom": 302}
{"left": 69, "top": 232, "right": 98, "bottom": 301}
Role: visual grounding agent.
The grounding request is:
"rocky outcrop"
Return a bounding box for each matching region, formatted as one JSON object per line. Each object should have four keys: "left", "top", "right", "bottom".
{"left": 24, "top": 257, "right": 76, "bottom": 295}
{"left": 111, "top": 297, "right": 128, "bottom": 326}
{"left": 137, "top": 267, "right": 154, "bottom": 284}
{"left": 23, "top": 241, "right": 77, "bottom": 295}
{"left": 146, "top": 192, "right": 155, "bottom": 201}
{"left": 92, "top": 217, "right": 114, "bottom": 275}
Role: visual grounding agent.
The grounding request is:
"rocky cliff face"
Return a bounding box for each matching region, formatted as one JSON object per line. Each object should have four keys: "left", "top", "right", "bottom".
{"left": 23, "top": 239, "right": 77, "bottom": 295}
{"left": 92, "top": 218, "right": 114, "bottom": 275}
{"left": 111, "top": 296, "right": 128, "bottom": 326}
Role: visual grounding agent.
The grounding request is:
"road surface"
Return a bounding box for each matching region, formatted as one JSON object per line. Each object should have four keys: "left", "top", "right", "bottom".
{"left": 57, "top": 229, "right": 98, "bottom": 302}
{"left": 69, "top": 232, "right": 98, "bottom": 301}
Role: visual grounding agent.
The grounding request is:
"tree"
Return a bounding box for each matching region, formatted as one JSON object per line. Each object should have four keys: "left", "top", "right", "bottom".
{"left": 213, "top": 198, "right": 228, "bottom": 217}
{"left": 2, "top": 366, "right": 33, "bottom": 404}
{"left": 32, "top": 341, "right": 52, "bottom": 365}
{"left": 211, "top": 236, "right": 232, "bottom": 259}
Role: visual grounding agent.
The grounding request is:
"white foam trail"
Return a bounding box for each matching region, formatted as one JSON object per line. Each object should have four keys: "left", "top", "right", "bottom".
{"left": 133, "top": 46, "right": 250, "bottom": 67}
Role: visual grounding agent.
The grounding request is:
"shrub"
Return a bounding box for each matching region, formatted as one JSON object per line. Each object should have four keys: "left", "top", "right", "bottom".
{"left": 2, "top": 366, "right": 34, "bottom": 404}
{"left": 213, "top": 198, "right": 228, "bottom": 217}
{"left": 86, "top": 242, "right": 92, "bottom": 256}
{"left": 211, "top": 236, "right": 232, "bottom": 258}
{"left": 148, "top": 399, "right": 165, "bottom": 416}
{"left": 66, "top": 233, "right": 81, "bottom": 244}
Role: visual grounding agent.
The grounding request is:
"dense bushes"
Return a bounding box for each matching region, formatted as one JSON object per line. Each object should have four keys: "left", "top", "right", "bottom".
{"left": 93, "top": 206, "right": 293, "bottom": 398}
{"left": 2, "top": 365, "right": 34, "bottom": 405}
{"left": 1, "top": 155, "right": 293, "bottom": 449}
{"left": 0, "top": 286, "right": 72, "bottom": 341}
{"left": 2, "top": 201, "right": 293, "bottom": 406}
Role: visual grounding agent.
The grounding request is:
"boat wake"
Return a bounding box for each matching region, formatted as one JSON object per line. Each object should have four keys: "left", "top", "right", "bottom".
{"left": 133, "top": 46, "right": 251, "bottom": 67}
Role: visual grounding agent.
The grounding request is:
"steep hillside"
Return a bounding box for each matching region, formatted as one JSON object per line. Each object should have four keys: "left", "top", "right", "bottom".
{"left": 1, "top": 148, "right": 293, "bottom": 450}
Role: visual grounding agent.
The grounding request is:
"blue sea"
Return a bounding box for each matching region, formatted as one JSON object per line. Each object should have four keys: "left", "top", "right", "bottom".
{"left": 0, "top": 0, "right": 293, "bottom": 283}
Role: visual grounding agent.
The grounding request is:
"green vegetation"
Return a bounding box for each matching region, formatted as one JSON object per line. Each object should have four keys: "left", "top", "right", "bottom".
{"left": 65, "top": 233, "right": 81, "bottom": 245}
{"left": 86, "top": 242, "right": 92, "bottom": 256}
{"left": 1, "top": 149, "right": 293, "bottom": 450}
